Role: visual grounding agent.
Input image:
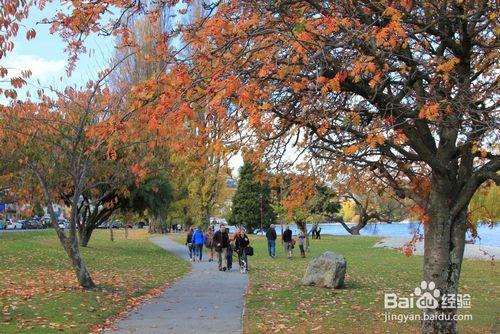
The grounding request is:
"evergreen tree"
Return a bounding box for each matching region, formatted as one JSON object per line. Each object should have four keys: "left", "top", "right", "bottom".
{"left": 229, "top": 161, "right": 276, "bottom": 233}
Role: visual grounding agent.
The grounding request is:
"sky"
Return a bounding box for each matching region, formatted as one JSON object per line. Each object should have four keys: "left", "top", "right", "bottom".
{"left": 1, "top": 2, "right": 116, "bottom": 104}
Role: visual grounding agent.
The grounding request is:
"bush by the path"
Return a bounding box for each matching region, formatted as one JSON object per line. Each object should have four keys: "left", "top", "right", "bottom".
{"left": 0, "top": 230, "right": 189, "bottom": 333}
{"left": 244, "top": 236, "right": 498, "bottom": 334}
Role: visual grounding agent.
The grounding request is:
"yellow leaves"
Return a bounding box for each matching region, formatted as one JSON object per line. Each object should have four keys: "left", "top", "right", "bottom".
{"left": 349, "top": 112, "right": 361, "bottom": 125}
{"left": 393, "top": 132, "right": 408, "bottom": 145}
{"left": 418, "top": 103, "right": 440, "bottom": 120}
{"left": 290, "top": 77, "right": 309, "bottom": 93}
{"left": 472, "top": 145, "right": 489, "bottom": 158}
{"left": 436, "top": 57, "right": 460, "bottom": 80}
{"left": 366, "top": 62, "right": 376, "bottom": 73}
{"left": 343, "top": 144, "right": 359, "bottom": 155}
{"left": 320, "top": 75, "right": 340, "bottom": 94}
{"left": 383, "top": 6, "right": 402, "bottom": 20}
{"left": 369, "top": 73, "right": 381, "bottom": 88}
{"left": 260, "top": 102, "right": 272, "bottom": 111}
{"left": 367, "top": 133, "right": 385, "bottom": 148}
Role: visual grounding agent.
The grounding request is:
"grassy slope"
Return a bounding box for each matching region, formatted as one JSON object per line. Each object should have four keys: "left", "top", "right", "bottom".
{"left": 243, "top": 236, "right": 498, "bottom": 334}
{"left": 0, "top": 229, "right": 189, "bottom": 333}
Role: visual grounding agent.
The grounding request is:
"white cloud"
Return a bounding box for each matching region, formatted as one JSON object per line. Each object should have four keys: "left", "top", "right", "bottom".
{"left": 3, "top": 53, "right": 65, "bottom": 83}
{"left": 0, "top": 54, "right": 66, "bottom": 104}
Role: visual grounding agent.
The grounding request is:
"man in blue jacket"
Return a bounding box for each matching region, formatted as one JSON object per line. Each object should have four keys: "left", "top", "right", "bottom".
{"left": 192, "top": 227, "right": 206, "bottom": 261}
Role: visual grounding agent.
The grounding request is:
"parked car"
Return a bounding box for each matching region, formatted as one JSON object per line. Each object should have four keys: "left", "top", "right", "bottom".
{"left": 22, "top": 220, "right": 35, "bottom": 229}
{"left": 28, "top": 220, "right": 45, "bottom": 229}
{"left": 253, "top": 228, "right": 266, "bottom": 235}
{"left": 7, "top": 221, "right": 23, "bottom": 229}
{"left": 98, "top": 220, "right": 122, "bottom": 229}
{"left": 97, "top": 221, "right": 108, "bottom": 229}
{"left": 40, "top": 216, "right": 53, "bottom": 228}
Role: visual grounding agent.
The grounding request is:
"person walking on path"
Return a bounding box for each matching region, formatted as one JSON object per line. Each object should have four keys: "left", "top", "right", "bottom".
{"left": 214, "top": 225, "right": 230, "bottom": 271}
{"left": 282, "top": 226, "right": 293, "bottom": 259}
{"left": 204, "top": 226, "right": 215, "bottom": 262}
{"left": 235, "top": 228, "right": 250, "bottom": 272}
{"left": 316, "top": 226, "right": 322, "bottom": 239}
{"left": 266, "top": 224, "right": 277, "bottom": 257}
{"left": 186, "top": 227, "right": 195, "bottom": 261}
{"left": 227, "top": 239, "right": 234, "bottom": 270}
{"left": 192, "top": 227, "right": 205, "bottom": 261}
{"left": 310, "top": 224, "right": 317, "bottom": 239}
{"left": 297, "top": 227, "right": 306, "bottom": 258}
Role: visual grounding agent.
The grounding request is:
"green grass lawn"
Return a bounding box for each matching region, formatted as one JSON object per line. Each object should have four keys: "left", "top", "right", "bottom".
{"left": 243, "top": 235, "right": 498, "bottom": 334}
{"left": 0, "top": 229, "right": 190, "bottom": 333}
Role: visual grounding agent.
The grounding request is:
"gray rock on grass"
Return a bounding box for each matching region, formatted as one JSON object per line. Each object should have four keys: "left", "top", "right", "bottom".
{"left": 302, "top": 251, "right": 346, "bottom": 289}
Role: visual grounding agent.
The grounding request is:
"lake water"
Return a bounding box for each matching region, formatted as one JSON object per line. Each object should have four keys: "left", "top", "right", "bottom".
{"left": 229, "top": 222, "right": 500, "bottom": 247}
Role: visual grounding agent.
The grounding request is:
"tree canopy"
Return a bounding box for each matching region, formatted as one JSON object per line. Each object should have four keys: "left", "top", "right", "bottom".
{"left": 0, "top": 2, "right": 498, "bottom": 332}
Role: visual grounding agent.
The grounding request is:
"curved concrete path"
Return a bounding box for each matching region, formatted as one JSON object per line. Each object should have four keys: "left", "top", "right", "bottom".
{"left": 113, "top": 236, "right": 249, "bottom": 334}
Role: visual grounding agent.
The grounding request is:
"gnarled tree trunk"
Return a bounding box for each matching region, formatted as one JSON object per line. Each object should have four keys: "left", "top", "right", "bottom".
{"left": 32, "top": 167, "right": 95, "bottom": 289}
{"left": 63, "top": 236, "right": 95, "bottom": 288}
{"left": 423, "top": 179, "right": 467, "bottom": 334}
{"left": 339, "top": 214, "right": 371, "bottom": 235}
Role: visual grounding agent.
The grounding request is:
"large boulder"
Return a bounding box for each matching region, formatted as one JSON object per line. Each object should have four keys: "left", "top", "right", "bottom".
{"left": 302, "top": 251, "right": 346, "bottom": 289}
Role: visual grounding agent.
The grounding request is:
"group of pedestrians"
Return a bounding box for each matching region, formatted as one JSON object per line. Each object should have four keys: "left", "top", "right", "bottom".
{"left": 186, "top": 223, "right": 314, "bottom": 270}
{"left": 266, "top": 224, "right": 308, "bottom": 259}
{"left": 185, "top": 225, "right": 251, "bottom": 273}
{"left": 310, "top": 223, "right": 322, "bottom": 239}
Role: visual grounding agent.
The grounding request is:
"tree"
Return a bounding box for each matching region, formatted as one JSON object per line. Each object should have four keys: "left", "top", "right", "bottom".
{"left": 127, "top": 175, "right": 174, "bottom": 219}
{"left": 32, "top": 202, "right": 44, "bottom": 218}
{"left": 279, "top": 173, "right": 340, "bottom": 254}
{"left": 468, "top": 182, "right": 499, "bottom": 225}
{"left": 340, "top": 191, "right": 406, "bottom": 235}
{"left": 0, "top": 0, "right": 36, "bottom": 97}
{"left": 0, "top": 62, "right": 151, "bottom": 287}
{"left": 230, "top": 161, "right": 276, "bottom": 233}
{"left": 174, "top": 2, "right": 499, "bottom": 332}
{"left": 29, "top": 1, "right": 499, "bottom": 331}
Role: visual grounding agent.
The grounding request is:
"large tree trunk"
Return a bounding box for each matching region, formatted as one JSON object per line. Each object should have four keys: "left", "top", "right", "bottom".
{"left": 422, "top": 179, "right": 467, "bottom": 334}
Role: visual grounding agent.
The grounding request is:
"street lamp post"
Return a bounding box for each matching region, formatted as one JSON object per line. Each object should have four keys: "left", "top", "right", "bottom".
{"left": 260, "top": 191, "right": 263, "bottom": 233}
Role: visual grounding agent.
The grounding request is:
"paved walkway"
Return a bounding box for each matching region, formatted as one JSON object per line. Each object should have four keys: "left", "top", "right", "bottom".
{"left": 113, "top": 237, "right": 249, "bottom": 334}
{"left": 373, "top": 237, "right": 500, "bottom": 261}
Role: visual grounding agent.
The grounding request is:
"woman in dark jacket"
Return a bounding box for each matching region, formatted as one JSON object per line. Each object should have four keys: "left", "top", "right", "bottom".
{"left": 234, "top": 228, "right": 250, "bottom": 272}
